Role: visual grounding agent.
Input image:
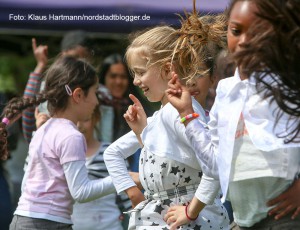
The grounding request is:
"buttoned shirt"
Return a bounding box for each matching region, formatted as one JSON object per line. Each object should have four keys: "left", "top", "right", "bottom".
{"left": 185, "top": 68, "right": 300, "bottom": 199}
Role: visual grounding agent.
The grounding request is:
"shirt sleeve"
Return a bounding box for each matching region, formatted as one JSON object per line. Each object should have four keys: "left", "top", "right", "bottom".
{"left": 104, "top": 131, "right": 141, "bottom": 193}
{"left": 63, "top": 160, "right": 115, "bottom": 203}
{"left": 59, "top": 134, "right": 86, "bottom": 164}
{"left": 195, "top": 173, "right": 221, "bottom": 205}
{"left": 22, "top": 72, "right": 42, "bottom": 143}
{"left": 185, "top": 118, "right": 219, "bottom": 179}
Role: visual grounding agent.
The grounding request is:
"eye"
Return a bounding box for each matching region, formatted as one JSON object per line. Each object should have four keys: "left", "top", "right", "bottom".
{"left": 230, "top": 27, "right": 241, "bottom": 36}
{"left": 135, "top": 71, "right": 144, "bottom": 77}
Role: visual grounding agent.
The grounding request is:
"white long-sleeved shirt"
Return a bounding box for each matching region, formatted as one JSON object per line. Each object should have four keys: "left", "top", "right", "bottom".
{"left": 104, "top": 98, "right": 220, "bottom": 205}
{"left": 185, "top": 69, "right": 300, "bottom": 199}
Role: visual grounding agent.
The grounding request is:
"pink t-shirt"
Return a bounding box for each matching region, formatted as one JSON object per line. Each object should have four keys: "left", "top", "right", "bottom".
{"left": 16, "top": 118, "right": 86, "bottom": 222}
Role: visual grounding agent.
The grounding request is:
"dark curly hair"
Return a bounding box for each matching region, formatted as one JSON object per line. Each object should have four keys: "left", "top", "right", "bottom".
{"left": 0, "top": 56, "right": 97, "bottom": 160}
{"left": 228, "top": 0, "right": 300, "bottom": 143}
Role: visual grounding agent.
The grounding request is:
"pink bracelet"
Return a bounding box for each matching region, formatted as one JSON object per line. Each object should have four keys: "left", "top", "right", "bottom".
{"left": 180, "top": 113, "right": 199, "bottom": 123}
{"left": 2, "top": 117, "right": 10, "bottom": 125}
{"left": 185, "top": 203, "right": 198, "bottom": 221}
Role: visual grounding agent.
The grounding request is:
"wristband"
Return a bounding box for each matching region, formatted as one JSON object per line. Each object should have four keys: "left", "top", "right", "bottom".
{"left": 185, "top": 203, "right": 198, "bottom": 221}
{"left": 180, "top": 113, "right": 199, "bottom": 123}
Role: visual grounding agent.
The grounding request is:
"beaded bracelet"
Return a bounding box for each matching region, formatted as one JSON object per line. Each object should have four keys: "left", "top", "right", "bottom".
{"left": 185, "top": 203, "right": 199, "bottom": 221}
{"left": 180, "top": 113, "right": 199, "bottom": 123}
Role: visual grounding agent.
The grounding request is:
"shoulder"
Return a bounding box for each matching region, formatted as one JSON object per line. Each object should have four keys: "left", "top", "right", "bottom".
{"left": 217, "top": 77, "right": 235, "bottom": 92}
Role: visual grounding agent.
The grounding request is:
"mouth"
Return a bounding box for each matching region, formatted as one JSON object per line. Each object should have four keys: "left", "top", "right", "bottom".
{"left": 140, "top": 87, "right": 149, "bottom": 94}
{"left": 190, "top": 91, "right": 199, "bottom": 97}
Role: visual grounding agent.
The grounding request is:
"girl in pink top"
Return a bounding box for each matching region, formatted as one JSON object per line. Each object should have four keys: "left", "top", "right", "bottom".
{"left": 0, "top": 56, "right": 137, "bottom": 230}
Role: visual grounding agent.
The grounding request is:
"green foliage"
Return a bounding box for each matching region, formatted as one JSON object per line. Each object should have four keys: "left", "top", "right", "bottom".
{"left": 0, "top": 54, "right": 35, "bottom": 94}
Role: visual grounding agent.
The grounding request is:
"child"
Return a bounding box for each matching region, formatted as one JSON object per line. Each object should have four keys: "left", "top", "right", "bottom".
{"left": 230, "top": 0, "right": 300, "bottom": 144}
{"left": 0, "top": 56, "right": 121, "bottom": 229}
{"left": 22, "top": 30, "right": 94, "bottom": 144}
{"left": 71, "top": 106, "right": 126, "bottom": 230}
{"left": 165, "top": 0, "right": 300, "bottom": 229}
{"left": 104, "top": 16, "right": 229, "bottom": 230}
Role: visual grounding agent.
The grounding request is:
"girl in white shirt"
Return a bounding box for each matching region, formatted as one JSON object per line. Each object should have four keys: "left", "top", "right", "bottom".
{"left": 104, "top": 13, "right": 229, "bottom": 230}
{"left": 165, "top": 0, "right": 300, "bottom": 229}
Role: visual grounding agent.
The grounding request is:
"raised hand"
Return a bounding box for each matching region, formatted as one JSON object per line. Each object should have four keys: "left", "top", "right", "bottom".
{"left": 32, "top": 38, "right": 48, "bottom": 73}
{"left": 267, "top": 178, "right": 300, "bottom": 220}
{"left": 35, "top": 107, "right": 50, "bottom": 129}
{"left": 123, "top": 94, "right": 147, "bottom": 136}
{"left": 165, "top": 72, "right": 194, "bottom": 117}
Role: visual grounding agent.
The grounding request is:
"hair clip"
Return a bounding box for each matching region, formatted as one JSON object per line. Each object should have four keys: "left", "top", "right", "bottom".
{"left": 65, "top": 84, "right": 73, "bottom": 96}
{"left": 2, "top": 117, "right": 10, "bottom": 125}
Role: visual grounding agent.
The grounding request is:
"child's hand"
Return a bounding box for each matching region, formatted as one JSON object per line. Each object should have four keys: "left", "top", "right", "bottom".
{"left": 267, "top": 179, "right": 300, "bottom": 220}
{"left": 164, "top": 205, "right": 188, "bottom": 230}
{"left": 125, "top": 186, "right": 145, "bottom": 208}
{"left": 124, "top": 94, "right": 147, "bottom": 135}
{"left": 129, "top": 172, "right": 143, "bottom": 190}
{"left": 35, "top": 108, "right": 50, "bottom": 129}
{"left": 166, "top": 72, "right": 194, "bottom": 117}
{"left": 32, "top": 38, "right": 48, "bottom": 73}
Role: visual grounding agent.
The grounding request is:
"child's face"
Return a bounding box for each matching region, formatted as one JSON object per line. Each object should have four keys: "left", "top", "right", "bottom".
{"left": 186, "top": 74, "right": 214, "bottom": 108}
{"left": 227, "top": 1, "right": 258, "bottom": 54}
{"left": 105, "top": 63, "right": 129, "bottom": 99}
{"left": 80, "top": 82, "right": 99, "bottom": 121}
{"left": 130, "top": 51, "right": 169, "bottom": 105}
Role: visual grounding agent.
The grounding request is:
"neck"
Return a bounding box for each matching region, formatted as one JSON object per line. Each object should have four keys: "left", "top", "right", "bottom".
{"left": 85, "top": 134, "right": 101, "bottom": 157}
{"left": 238, "top": 67, "right": 248, "bottom": 80}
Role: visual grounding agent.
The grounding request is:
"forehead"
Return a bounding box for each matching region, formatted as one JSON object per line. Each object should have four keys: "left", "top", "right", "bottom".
{"left": 128, "top": 48, "right": 149, "bottom": 69}
{"left": 229, "top": 1, "right": 258, "bottom": 24}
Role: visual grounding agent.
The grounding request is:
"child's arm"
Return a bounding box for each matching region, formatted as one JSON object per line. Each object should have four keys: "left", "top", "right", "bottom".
{"left": 164, "top": 173, "right": 221, "bottom": 229}
{"left": 104, "top": 131, "right": 145, "bottom": 207}
{"left": 22, "top": 38, "right": 48, "bottom": 143}
{"left": 267, "top": 177, "right": 300, "bottom": 220}
{"left": 165, "top": 196, "right": 205, "bottom": 230}
{"left": 64, "top": 160, "right": 116, "bottom": 202}
{"left": 123, "top": 94, "right": 147, "bottom": 145}
{"left": 166, "top": 74, "right": 219, "bottom": 178}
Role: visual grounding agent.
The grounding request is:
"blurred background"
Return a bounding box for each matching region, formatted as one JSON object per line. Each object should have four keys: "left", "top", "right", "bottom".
{"left": 0, "top": 0, "right": 228, "bottom": 93}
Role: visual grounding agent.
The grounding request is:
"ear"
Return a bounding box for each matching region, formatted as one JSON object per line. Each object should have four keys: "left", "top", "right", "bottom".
{"left": 72, "top": 88, "right": 84, "bottom": 103}
{"left": 163, "top": 62, "right": 173, "bottom": 80}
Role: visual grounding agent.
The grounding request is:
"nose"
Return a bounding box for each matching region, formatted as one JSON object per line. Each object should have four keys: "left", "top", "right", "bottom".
{"left": 186, "top": 78, "right": 196, "bottom": 89}
{"left": 238, "top": 33, "right": 247, "bottom": 48}
{"left": 133, "top": 77, "right": 141, "bottom": 86}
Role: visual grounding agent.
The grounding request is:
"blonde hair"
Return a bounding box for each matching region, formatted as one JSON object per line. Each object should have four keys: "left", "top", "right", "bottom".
{"left": 125, "top": 1, "right": 227, "bottom": 82}
{"left": 173, "top": 1, "right": 228, "bottom": 81}
{"left": 125, "top": 26, "right": 179, "bottom": 74}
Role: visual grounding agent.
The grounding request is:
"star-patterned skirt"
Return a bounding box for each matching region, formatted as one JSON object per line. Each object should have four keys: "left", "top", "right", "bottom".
{"left": 127, "top": 149, "right": 229, "bottom": 230}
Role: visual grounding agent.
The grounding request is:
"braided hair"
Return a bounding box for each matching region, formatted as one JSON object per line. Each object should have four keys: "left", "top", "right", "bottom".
{"left": 0, "top": 56, "right": 97, "bottom": 160}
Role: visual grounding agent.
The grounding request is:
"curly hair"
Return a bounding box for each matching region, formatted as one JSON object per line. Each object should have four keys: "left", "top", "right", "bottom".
{"left": 172, "top": 0, "right": 228, "bottom": 82}
{"left": 0, "top": 56, "right": 97, "bottom": 160}
{"left": 229, "top": 0, "right": 300, "bottom": 143}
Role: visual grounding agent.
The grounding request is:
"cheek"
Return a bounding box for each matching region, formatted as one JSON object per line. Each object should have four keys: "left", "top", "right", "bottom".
{"left": 227, "top": 34, "right": 237, "bottom": 53}
{"left": 105, "top": 78, "right": 113, "bottom": 89}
